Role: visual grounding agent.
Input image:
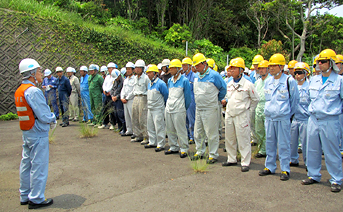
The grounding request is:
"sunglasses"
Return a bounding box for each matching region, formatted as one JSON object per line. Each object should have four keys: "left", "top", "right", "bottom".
{"left": 294, "top": 71, "right": 305, "bottom": 75}
{"left": 318, "top": 60, "right": 329, "bottom": 64}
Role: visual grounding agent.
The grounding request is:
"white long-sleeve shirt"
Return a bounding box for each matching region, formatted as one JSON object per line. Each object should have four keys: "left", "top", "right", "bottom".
{"left": 225, "top": 76, "right": 260, "bottom": 117}
{"left": 121, "top": 75, "right": 135, "bottom": 100}
{"left": 102, "top": 75, "right": 114, "bottom": 93}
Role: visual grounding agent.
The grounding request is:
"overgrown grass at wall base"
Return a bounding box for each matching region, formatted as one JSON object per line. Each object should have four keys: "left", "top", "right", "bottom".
{"left": 0, "top": 112, "right": 18, "bottom": 121}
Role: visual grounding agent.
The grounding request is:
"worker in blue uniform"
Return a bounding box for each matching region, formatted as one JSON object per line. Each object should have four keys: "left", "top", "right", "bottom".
{"left": 182, "top": 57, "right": 196, "bottom": 144}
{"left": 79, "top": 66, "right": 93, "bottom": 123}
{"left": 56, "top": 67, "right": 72, "bottom": 127}
{"left": 301, "top": 49, "right": 343, "bottom": 193}
{"left": 258, "top": 53, "right": 299, "bottom": 181}
{"left": 42, "top": 69, "right": 59, "bottom": 119}
{"left": 16, "top": 58, "right": 56, "bottom": 209}
{"left": 289, "top": 62, "right": 310, "bottom": 167}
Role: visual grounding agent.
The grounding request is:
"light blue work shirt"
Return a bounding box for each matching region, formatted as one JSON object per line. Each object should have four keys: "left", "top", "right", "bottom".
{"left": 42, "top": 76, "right": 57, "bottom": 91}
{"left": 194, "top": 68, "right": 227, "bottom": 110}
{"left": 80, "top": 74, "right": 90, "bottom": 92}
{"left": 308, "top": 71, "right": 343, "bottom": 119}
{"left": 147, "top": 77, "right": 169, "bottom": 110}
{"left": 294, "top": 80, "right": 310, "bottom": 121}
{"left": 264, "top": 73, "right": 299, "bottom": 120}
{"left": 21, "top": 80, "right": 56, "bottom": 137}
{"left": 166, "top": 74, "right": 191, "bottom": 113}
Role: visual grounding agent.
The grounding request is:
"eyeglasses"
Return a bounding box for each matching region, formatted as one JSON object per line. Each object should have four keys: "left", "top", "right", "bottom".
{"left": 318, "top": 60, "right": 329, "bottom": 64}
{"left": 294, "top": 71, "right": 305, "bottom": 75}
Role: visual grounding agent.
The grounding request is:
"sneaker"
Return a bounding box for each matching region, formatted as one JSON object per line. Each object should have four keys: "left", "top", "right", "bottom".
{"left": 131, "top": 134, "right": 136, "bottom": 139}
{"left": 98, "top": 124, "right": 108, "bottom": 129}
{"left": 141, "top": 138, "right": 149, "bottom": 145}
{"left": 190, "top": 154, "right": 204, "bottom": 161}
{"left": 28, "top": 198, "right": 53, "bottom": 209}
{"left": 180, "top": 152, "right": 188, "bottom": 158}
{"left": 109, "top": 124, "right": 114, "bottom": 130}
{"left": 144, "top": 144, "right": 157, "bottom": 149}
{"left": 206, "top": 157, "right": 218, "bottom": 164}
{"left": 290, "top": 162, "right": 299, "bottom": 167}
{"left": 131, "top": 137, "right": 143, "bottom": 142}
{"left": 256, "top": 153, "right": 266, "bottom": 158}
{"left": 331, "top": 183, "right": 341, "bottom": 192}
{"left": 259, "top": 168, "right": 272, "bottom": 176}
{"left": 280, "top": 171, "right": 290, "bottom": 181}
{"left": 222, "top": 162, "right": 238, "bottom": 166}
{"left": 298, "top": 148, "right": 303, "bottom": 153}
{"left": 189, "top": 139, "right": 195, "bottom": 144}
{"left": 73, "top": 118, "right": 78, "bottom": 122}
{"left": 155, "top": 147, "right": 165, "bottom": 152}
{"left": 301, "top": 177, "right": 319, "bottom": 185}
{"left": 164, "top": 149, "right": 179, "bottom": 155}
{"left": 241, "top": 166, "right": 249, "bottom": 172}
{"left": 87, "top": 120, "right": 94, "bottom": 126}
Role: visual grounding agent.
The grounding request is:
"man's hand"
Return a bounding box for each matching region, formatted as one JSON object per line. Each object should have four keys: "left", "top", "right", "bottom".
{"left": 49, "top": 85, "right": 53, "bottom": 88}
{"left": 112, "top": 96, "right": 117, "bottom": 102}
{"left": 42, "top": 86, "right": 46, "bottom": 89}
{"left": 50, "top": 121, "right": 57, "bottom": 130}
{"left": 121, "top": 99, "right": 127, "bottom": 104}
{"left": 221, "top": 99, "right": 227, "bottom": 106}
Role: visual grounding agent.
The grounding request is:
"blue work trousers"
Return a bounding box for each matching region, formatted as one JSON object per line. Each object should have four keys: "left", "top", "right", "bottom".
{"left": 307, "top": 116, "right": 343, "bottom": 185}
{"left": 290, "top": 119, "right": 308, "bottom": 165}
{"left": 45, "top": 90, "right": 59, "bottom": 118}
{"left": 113, "top": 100, "right": 126, "bottom": 132}
{"left": 81, "top": 91, "right": 93, "bottom": 121}
{"left": 59, "top": 92, "right": 69, "bottom": 123}
{"left": 19, "top": 135, "right": 49, "bottom": 204}
{"left": 186, "top": 101, "right": 195, "bottom": 140}
{"left": 265, "top": 119, "right": 291, "bottom": 173}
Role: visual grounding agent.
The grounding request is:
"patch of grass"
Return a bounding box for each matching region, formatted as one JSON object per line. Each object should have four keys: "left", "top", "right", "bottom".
{"left": 49, "top": 127, "right": 56, "bottom": 144}
{"left": 80, "top": 123, "right": 98, "bottom": 138}
{"left": 190, "top": 158, "right": 209, "bottom": 173}
{"left": 0, "top": 112, "right": 18, "bottom": 121}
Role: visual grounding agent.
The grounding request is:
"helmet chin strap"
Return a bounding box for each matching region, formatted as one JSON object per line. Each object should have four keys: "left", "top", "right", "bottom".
{"left": 275, "top": 65, "right": 282, "bottom": 77}
{"left": 296, "top": 77, "right": 305, "bottom": 82}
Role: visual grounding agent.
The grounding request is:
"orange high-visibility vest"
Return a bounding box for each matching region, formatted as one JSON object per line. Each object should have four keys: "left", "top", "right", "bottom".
{"left": 14, "top": 84, "right": 36, "bottom": 130}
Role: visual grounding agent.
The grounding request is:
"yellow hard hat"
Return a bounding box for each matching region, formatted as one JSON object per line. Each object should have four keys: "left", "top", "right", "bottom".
{"left": 336, "top": 54, "right": 343, "bottom": 63}
{"left": 192, "top": 53, "right": 206, "bottom": 66}
{"left": 288, "top": 60, "right": 298, "bottom": 69}
{"left": 206, "top": 58, "right": 215, "bottom": 69}
{"left": 182, "top": 57, "right": 192, "bottom": 65}
{"left": 269, "top": 53, "right": 286, "bottom": 66}
{"left": 294, "top": 62, "right": 310, "bottom": 73}
{"left": 252, "top": 55, "right": 264, "bottom": 65}
{"left": 258, "top": 60, "right": 269, "bottom": 68}
{"left": 146, "top": 64, "right": 159, "bottom": 73}
{"left": 318, "top": 49, "right": 337, "bottom": 62}
{"left": 214, "top": 64, "right": 218, "bottom": 72}
{"left": 169, "top": 59, "right": 182, "bottom": 68}
{"left": 250, "top": 64, "right": 254, "bottom": 70}
{"left": 230, "top": 57, "right": 245, "bottom": 69}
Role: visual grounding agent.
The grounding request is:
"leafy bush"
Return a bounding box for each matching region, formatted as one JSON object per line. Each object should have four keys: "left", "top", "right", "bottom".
{"left": 192, "top": 38, "right": 223, "bottom": 57}
{"left": 164, "top": 23, "right": 192, "bottom": 47}
{"left": 133, "top": 17, "right": 150, "bottom": 34}
{"left": 0, "top": 112, "right": 18, "bottom": 121}
{"left": 106, "top": 16, "right": 133, "bottom": 30}
{"left": 260, "top": 39, "right": 289, "bottom": 62}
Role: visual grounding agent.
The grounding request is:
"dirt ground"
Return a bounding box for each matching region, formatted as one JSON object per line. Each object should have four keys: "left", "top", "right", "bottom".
{"left": 1, "top": 119, "right": 342, "bottom": 212}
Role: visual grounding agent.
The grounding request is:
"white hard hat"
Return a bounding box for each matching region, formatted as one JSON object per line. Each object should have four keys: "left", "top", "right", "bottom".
{"left": 89, "top": 64, "right": 98, "bottom": 71}
{"left": 157, "top": 63, "right": 162, "bottom": 70}
{"left": 134, "top": 59, "right": 145, "bottom": 68}
{"left": 66, "top": 67, "right": 74, "bottom": 73}
{"left": 126, "top": 62, "right": 135, "bottom": 69}
{"left": 107, "top": 62, "right": 117, "bottom": 68}
{"left": 284, "top": 64, "right": 289, "bottom": 72}
{"left": 44, "top": 69, "right": 52, "bottom": 76}
{"left": 111, "top": 69, "right": 120, "bottom": 80}
{"left": 244, "top": 67, "right": 250, "bottom": 74}
{"left": 121, "top": 67, "right": 126, "bottom": 75}
{"left": 100, "top": 65, "right": 108, "bottom": 72}
{"left": 72, "top": 68, "right": 76, "bottom": 73}
{"left": 80, "top": 66, "right": 88, "bottom": 72}
{"left": 19, "top": 58, "right": 40, "bottom": 74}
{"left": 161, "top": 59, "right": 170, "bottom": 67}
{"left": 56, "top": 66, "right": 63, "bottom": 72}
